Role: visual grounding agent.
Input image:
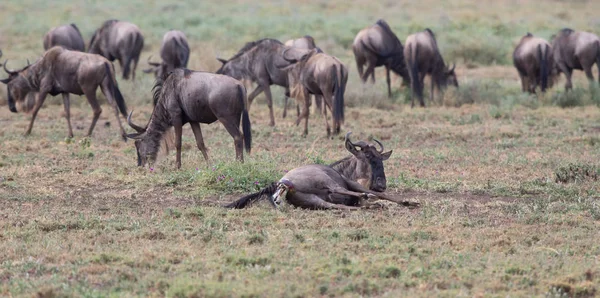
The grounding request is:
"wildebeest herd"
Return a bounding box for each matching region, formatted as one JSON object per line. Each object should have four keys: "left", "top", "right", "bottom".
{"left": 1, "top": 19, "right": 599, "bottom": 210}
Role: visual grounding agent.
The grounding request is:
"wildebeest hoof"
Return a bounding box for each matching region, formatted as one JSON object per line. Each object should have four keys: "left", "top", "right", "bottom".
{"left": 104, "top": 121, "right": 111, "bottom": 127}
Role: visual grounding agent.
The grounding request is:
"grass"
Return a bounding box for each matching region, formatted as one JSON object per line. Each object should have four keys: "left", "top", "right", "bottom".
{"left": 1, "top": 0, "right": 600, "bottom": 297}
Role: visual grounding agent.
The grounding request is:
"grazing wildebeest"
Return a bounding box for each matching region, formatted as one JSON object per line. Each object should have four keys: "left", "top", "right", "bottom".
{"left": 513, "top": 33, "right": 554, "bottom": 93}
{"left": 281, "top": 48, "right": 347, "bottom": 136}
{"left": 144, "top": 30, "right": 190, "bottom": 79}
{"left": 353, "top": 19, "right": 411, "bottom": 97}
{"left": 216, "top": 38, "right": 293, "bottom": 127}
{"left": 404, "top": 29, "right": 458, "bottom": 107}
{"left": 551, "top": 28, "right": 600, "bottom": 90}
{"left": 282, "top": 35, "right": 322, "bottom": 118}
{"left": 0, "top": 46, "right": 128, "bottom": 139}
{"left": 43, "top": 24, "right": 85, "bottom": 52}
{"left": 225, "top": 132, "right": 417, "bottom": 210}
{"left": 89, "top": 20, "right": 144, "bottom": 81}
{"left": 126, "top": 68, "right": 251, "bottom": 169}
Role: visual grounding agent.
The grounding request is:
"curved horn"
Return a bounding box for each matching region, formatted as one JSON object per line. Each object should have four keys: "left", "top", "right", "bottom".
{"left": 146, "top": 55, "right": 160, "bottom": 67}
{"left": 26, "top": 59, "right": 30, "bottom": 66}
{"left": 3, "top": 60, "right": 17, "bottom": 75}
{"left": 373, "top": 139, "right": 384, "bottom": 153}
{"left": 282, "top": 48, "right": 296, "bottom": 62}
{"left": 127, "top": 111, "right": 146, "bottom": 133}
{"left": 345, "top": 131, "right": 354, "bottom": 146}
{"left": 0, "top": 50, "right": 3, "bottom": 61}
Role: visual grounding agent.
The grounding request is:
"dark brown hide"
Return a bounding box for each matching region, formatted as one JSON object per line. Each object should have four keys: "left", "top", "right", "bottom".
{"left": 282, "top": 48, "right": 347, "bottom": 136}
{"left": 89, "top": 20, "right": 144, "bottom": 80}
{"left": 353, "top": 19, "right": 410, "bottom": 97}
{"left": 404, "top": 29, "right": 458, "bottom": 107}
{"left": 1, "top": 47, "right": 128, "bottom": 139}
{"left": 126, "top": 69, "right": 251, "bottom": 169}
{"left": 552, "top": 28, "right": 600, "bottom": 90}
{"left": 43, "top": 24, "right": 85, "bottom": 52}
{"left": 513, "top": 33, "right": 555, "bottom": 93}
{"left": 144, "top": 30, "right": 190, "bottom": 79}
{"left": 216, "top": 38, "right": 294, "bottom": 127}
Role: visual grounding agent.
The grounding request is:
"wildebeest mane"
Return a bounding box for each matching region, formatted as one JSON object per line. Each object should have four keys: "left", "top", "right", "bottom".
{"left": 227, "top": 38, "right": 282, "bottom": 61}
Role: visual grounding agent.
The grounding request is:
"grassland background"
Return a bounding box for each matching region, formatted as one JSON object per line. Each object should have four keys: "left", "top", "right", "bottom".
{"left": 1, "top": 0, "right": 600, "bottom": 297}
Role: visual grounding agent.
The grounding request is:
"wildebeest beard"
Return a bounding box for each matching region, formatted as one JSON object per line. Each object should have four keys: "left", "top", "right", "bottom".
{"left": 6, "top": 86, "right": 17, "bottom": 113}
{"left": 368, "top": 159, "right": 387, "bottom": 192}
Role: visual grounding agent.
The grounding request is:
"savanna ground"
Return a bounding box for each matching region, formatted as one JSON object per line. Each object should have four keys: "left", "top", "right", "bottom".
{"left": 1, "top": 0, "right": 600, "bottom": 297}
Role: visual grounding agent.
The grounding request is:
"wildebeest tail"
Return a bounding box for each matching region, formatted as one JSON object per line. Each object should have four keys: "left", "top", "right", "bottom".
{"left": 408, "top": 43, "right": 423, "bottom": 101}
{"left": 538, "top": 44, "right": 549, "bottom": 92}
{"left": 224, "top": 182, "right": 277, "bottom": 209}
{"left": 237, "top": 84, "right": 252, "bottom": 153}
{"left": 332, "top": 64, "right": 345, "bottom": 125}
{"left": 104, "top": 62, "right": 128, "bottom": 117}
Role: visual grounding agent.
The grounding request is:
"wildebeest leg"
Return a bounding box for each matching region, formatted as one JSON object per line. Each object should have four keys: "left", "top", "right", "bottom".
{"left": 246, "top": 85, "right": 264, "bottom": 107}
{"left": 296, "top": 88, "right": 311, "bottom": 136}
{"left": 131, "top": 55, "right": 139, "bottom": 82}
{"left": 322, "top": 101, "right": 331, "bottom": 136}
{"left": 62, "top": 93, "right": 74, "bottom": 138}
{"left": 287, "top": 192, "right": 360, "bottom": 210}
{"left": 342, "top": 177, "right": 419, "bottom": 207}
{"left": 557, "top": 63, "right": 573, "bottom": 90}
{"left": 25, "top": 91, "right": 49, "bottom": 136}
{"left": 419, "top": 73, "right": 426, "bottom": 107}
{"left": 583, "top": 64, "right": 595, "bottom": 86}
{"left": 82, "top": 87, "right": 102, "bottom": 137}
{"left": 362, "top": 64, "right": 375, "bottom": 83}
{"left": 100, "top": 83, "right": 126, "bottom": 140}
{"left": 385, "top": 66, "right": 392, "bottom": 98}
{"left": 189, "top": 122, "right": 210, "bottom": 162}
{"left": 322, "top": 89, "right": 334, "bottom": 136}
{"left": 173, "top": 119, "right": 183, "bottom": 169}
{"left": 219, "top": 118, "right": 244, "bottom": 162}
{"left": 314, "top": 95, "right": 323, "bottom": 115}
{"left": 262, "top": 85, "right": 276, "bottom": 127}
{"left": 430, "top": 78, "right": 435, "bottom": 105}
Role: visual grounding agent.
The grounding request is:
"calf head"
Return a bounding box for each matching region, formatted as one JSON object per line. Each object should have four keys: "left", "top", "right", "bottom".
{"left": 344, "top": 132, "right": 392, "bottom": 192}
{"left": 1, "top": 59, "right": 33, "bottom": 113}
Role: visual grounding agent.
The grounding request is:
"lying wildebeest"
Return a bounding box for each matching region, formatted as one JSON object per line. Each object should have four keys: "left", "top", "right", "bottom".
{"left": 144, "top": 30, "right": 190, "bottom": 79}
{"left": 225, "top": 132, "right": 417, "bottom": 210}
{"left": 551, "top": 28, "right": 600, "bottom": 90}
{"left": 282, "top": 35, "right": 322, "bottom": 118}
{"left": 353, "top": 19, "right": 411, "bottom": 97}
{"left": 404, "top": 29, "right": 458, "bottom": 107}
{"left": 1, "top": 46, "right": 128, "bottom": 139}
{"left": 281, "top": 48, "right": 347, "bottom": 136}
{"left": 216, "top": 38, "right": 293, "bottom": 127}
{"left": 89, "top": 20, "right": 144, "bottom": 81}
{"left": 43, "top": 24, "right": 85, "bottom": 52}
{"left": 126, "top": 68, "right": 251, "bottom": 169}
{"left": 513, "top": 33, "right": 554, "bottom": 93}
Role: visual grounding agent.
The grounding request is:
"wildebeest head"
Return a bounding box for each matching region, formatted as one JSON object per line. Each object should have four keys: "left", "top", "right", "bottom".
{"left": 88, "top": 19, "right": 118, "bottom": 56}
{"left": 215, "top": 57, "right": 246, "bottom": 80}
{"left": 442, "top": 63, "right": 458, "bottom": 88}
{"left": 125, "top": 112, "right": 158, "bottom": 167}
{"left": 143, "top": 55, "right": 168, "bottom": 79}
{"left": 343, "top": 132, "right": 392, "bottom": 192}
{"left": 1, "top": 58, "right": 33, "bottom": 113}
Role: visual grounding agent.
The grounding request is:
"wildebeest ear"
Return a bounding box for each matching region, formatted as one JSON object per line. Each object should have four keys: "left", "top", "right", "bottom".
{"left": 381, "top": 150, "right": 392, "bottom": 160}
{"left": 217, "top": 58, "right": 227, "bottom": 64}
{"left": 143, "top": 68, "right": 155, "bottom": 73}
{"left": 0, "top": 78, "right": 10, "bottom": 84}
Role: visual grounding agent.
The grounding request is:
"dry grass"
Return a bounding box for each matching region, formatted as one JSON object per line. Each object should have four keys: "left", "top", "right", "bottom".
{"left": 1, "top": 0, "right": 600, "bottom": 297}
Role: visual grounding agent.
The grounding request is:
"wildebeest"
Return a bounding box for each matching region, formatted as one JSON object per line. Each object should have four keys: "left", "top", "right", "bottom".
{"left": 126, "top": 68, "right": 251, "bottom": 169}
{"left": 281, "top": 48, "right": 347, "bottom": 136}
{"left": 89, "top": 20, "right": 144, "bottom": 81}
{"left": 353, "top": 19, "right": 411, "bottom": 97}
{"left": 513, "top": 33, "right": 554, "bottom": 93}
{"left": 404, "top": 29, "right": 458, "bottom": 107}
{"left": 330, "top": 133, "right": 392, "bottom": 192}
{"left": 225, "top": 133, "right": 417, "bottom": 210}
{"left": 0, "top": 46, "right": 128, "bottom": 139}
{"left": 43, "top": 24, "right": 85, "bottom": 52}
{"left": 216, "top": 38, "right": 293, "bottom": 127}
{"left": 551, "top": 28, "right": 600, "bottom": 90}
{"left": 144, "top": 30, "right": 190, "bottom": 79}
{"left": 282, "top": 35, "right": 322, "bottom": 118}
